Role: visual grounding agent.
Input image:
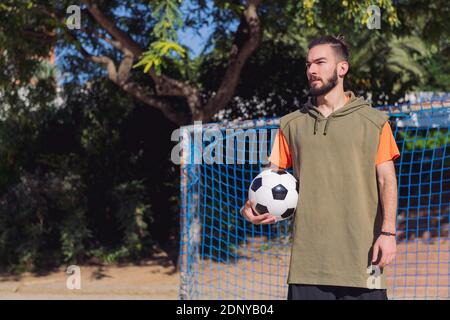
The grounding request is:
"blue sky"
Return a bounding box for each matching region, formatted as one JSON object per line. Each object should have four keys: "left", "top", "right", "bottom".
{"left": 178, "top": 24, "right": 213, "bottom": 58}
{"left": 177, "top": 0, "right": 215, "bottom": 58}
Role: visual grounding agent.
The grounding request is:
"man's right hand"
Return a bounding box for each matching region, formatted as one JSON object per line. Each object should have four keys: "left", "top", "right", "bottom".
{"left": 241, "top": 200, "right": 277, "bottom": 225}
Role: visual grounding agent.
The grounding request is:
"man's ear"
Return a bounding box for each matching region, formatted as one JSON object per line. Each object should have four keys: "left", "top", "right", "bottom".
{"left": 338, "top": 61, "right": 349, "bottom": 78}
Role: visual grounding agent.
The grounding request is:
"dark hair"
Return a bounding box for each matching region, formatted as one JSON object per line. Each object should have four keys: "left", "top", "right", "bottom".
{"left": 308, "top": 34, "right": 350, "bottom": 62}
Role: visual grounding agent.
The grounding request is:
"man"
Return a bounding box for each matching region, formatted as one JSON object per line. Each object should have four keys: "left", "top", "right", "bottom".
{"left": 241, "top": 35, "right": 400, "bottom": 300}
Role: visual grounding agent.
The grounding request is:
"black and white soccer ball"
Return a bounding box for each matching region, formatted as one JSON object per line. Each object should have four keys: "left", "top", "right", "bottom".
{"left": 248, "top": 169, "right": 298, "bottom": 221}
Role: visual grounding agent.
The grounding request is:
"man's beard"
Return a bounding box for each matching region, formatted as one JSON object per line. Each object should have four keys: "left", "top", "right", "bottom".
{"left": 309, "top": 68, "right": 338, "bottom": 96}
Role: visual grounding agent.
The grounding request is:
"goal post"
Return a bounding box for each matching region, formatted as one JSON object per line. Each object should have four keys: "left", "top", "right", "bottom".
{"left": 178, "top": 99, "right": 450, "bottom": 300}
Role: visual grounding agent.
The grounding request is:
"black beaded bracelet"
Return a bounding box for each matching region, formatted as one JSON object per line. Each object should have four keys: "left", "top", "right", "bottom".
{"left": 381, "top": 231, "right": 396, "bottom": 236}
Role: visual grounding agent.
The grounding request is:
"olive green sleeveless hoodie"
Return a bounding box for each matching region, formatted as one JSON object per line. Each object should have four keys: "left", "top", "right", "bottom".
{"left": 280, "top": 91, "right": 388, "bottom": 289}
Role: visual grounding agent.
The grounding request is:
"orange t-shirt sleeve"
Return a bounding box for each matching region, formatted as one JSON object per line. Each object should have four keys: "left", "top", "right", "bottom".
{"left": 269, "top": 129, "right": 292, "bottom": 169}
{"left": 375, "top": 121, "right": 400, "bottom": 165}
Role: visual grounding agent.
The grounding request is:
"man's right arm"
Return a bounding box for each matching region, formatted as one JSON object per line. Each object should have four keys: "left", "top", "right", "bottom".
{"left": 241, "top": 161, "right": 279, "bottom": 225}
{"left": 241, "top": 129, "right": 292, "bottom": 225}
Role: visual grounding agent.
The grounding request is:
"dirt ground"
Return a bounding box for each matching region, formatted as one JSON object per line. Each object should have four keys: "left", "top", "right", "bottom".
{"left": 0, "top": 240, "right": 448, "bottom": 300}
{"left": 0, "top": 252, "right": 180, "bottom": 300}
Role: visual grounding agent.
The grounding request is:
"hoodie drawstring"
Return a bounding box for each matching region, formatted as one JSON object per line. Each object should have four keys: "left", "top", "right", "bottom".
{"left": 323, "top": 117, "right": 331, "bottom": 135}
{"left": 305, "top": 92, "right": 369, "bottom": 136}
{"left": 313, "top": 117, "right": 332, "bottom": 135}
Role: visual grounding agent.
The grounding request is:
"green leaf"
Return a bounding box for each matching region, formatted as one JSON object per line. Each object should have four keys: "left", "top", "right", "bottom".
{"left": 143, "top": 61, "right": 154, "bottom": 73}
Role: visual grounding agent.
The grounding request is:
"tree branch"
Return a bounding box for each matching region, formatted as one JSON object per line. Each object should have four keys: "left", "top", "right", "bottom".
{"left": 88, "top": 55, "right": 117, "bottom": 82}
{"left": 95, "top": 33, "right": 134, "bottom": 85}
{"left": 117, "top": 48, "right": 134, "bottom": 85}
{"left": 201, "top": 0, "right": 262, "bottom": 121}
{"left": 84, "top": 1, "right": 202, "bottom": 120}
{"left": 31, "top": 2, "right": 190, "bottom": 124}
{"left": 85, "top": 2, "right": 143, "bottom": 57}
{"left": 61, "top": 29, "right": 180, "bottom": 123}
{"left": 85, "top": 51, "right": 188, "bottom": 124}
{"left": 37, "top": 1, "right": 263, "bottom": 124}
{"left": 122, "top": 82, "right": 192, "bottom": 125}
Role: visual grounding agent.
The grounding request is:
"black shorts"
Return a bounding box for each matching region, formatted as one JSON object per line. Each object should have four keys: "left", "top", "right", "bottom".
{"left": 287, "top": 284, "right": 388, "bottom": 300}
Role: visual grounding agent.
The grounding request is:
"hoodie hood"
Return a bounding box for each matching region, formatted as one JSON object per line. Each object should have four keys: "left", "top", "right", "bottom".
{"left": 302, "top": 91, "right": 370, "bottom": 135}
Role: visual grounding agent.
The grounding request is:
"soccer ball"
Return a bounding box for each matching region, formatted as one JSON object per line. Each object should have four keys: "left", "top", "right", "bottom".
{"left": 248, "top": 169, "right": 298, "bottom": 221}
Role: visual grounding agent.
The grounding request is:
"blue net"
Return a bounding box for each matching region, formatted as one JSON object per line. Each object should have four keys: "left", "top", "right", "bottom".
{"left": 179, "top": 99, "right": 450, "bottom": 300}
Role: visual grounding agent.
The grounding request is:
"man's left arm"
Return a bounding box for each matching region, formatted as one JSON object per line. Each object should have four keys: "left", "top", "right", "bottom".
{"left": 373, "top": 160, "right": 398, "bottom": 267}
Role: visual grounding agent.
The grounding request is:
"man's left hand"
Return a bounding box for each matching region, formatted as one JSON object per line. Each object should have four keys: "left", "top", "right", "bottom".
{"left": 372, "top": 234, "right": 397, "bottom": 267}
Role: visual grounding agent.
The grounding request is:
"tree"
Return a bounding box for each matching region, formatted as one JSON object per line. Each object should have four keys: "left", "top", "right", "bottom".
{"left": 1, "top": 0, "right": 448, "bottom": 271}
{"left": 1, "top": 0, "right": 406, "bottom": 126}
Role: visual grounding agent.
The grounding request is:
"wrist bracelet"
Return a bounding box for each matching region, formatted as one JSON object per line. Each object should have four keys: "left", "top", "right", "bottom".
{"left": 381, "top": 231, "right": 396, "bottom": 236}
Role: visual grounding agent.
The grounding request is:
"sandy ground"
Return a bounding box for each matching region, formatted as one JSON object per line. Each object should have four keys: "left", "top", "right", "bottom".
{"left": 1, "top": 240, "right": 448, "bottom": 300}
{"left": 0, "top": 253, "right": 180, "bottom": 300}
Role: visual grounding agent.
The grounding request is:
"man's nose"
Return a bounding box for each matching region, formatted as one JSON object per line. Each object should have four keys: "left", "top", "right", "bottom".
{"left": 307, "top": 65, "right": 318, "bottom": 77}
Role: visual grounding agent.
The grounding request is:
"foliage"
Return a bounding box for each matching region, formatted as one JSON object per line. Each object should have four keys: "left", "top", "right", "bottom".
{"left": 398, "top": 128, "right": 449, "bottom": 151}
{"left": 0, "top": 0, "right": 448, "bottom": 272}
{"left": 0, "top": 77, "right": 179, "bottom": 272}
{"left": 134, "top": 0, "right": 187, "bottom": 75}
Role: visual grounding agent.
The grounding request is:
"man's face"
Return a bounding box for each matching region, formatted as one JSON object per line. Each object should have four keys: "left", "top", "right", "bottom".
{"left": 306, "top": 44, "right": 339, "bottom": 96}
